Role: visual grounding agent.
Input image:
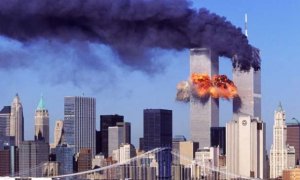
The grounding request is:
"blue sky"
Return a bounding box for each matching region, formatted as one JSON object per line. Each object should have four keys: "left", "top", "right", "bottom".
{"left": 1, "top": 0, "right": 300, "bottom": 151}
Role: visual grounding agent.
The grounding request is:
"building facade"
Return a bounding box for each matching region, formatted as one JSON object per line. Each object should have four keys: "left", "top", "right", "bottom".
{"left": 0, "top": 106, "right": 11, "bottom": 136}
{"left": 190, "top": 48, "right": 219, "bottom": 148}
{"left": 210, "top": 127, "right": 226, "bottom": 155}
{"left": 53, "top": 120, "right": 63, "bottom": 147}
{"left": 287, "top": 118, "right": 300, "bottom": 165}
{"left": 226, "top": 115, "right": 266, "bottom": 179}
{"left": 34, "top": 96, "right": 49, "bottom": 143}
{"left": 270, "top": 103, "right": 295, "bottom": 178}
{"left": 143, "top": 109, "right": 172, "bottom": 151}
{"left": 178, "top": 141, "right": 199, "bottom": 167}
{"left": 233, "top": 67, "right": 261, "bottom": 120}
{"left": 10, "top": 94, "right": 24, "bottom": 147}
{"left": 108, "top": 126, "right": 123, "bottom": 157}
{"left": 64, "top": 96, "right": 96, "bottom": 156}
{"left": 19, "top": 141, "right": 49, "bottom": 177}
{"left": 100, "top": 115, "right": 124, "bottom": 157}
{"left": 76, "top": 148, "right": 92, "bottom": 172}
{"left": 55, "top": 144, "right": 75, "bottom": 175}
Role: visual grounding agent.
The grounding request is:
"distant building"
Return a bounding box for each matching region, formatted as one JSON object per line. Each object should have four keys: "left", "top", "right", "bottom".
{"left": 100, "top": 115, "right": 124, "bottom": 157}
{"left": 178, "top": 141, "right": 199, "bottom": 167}
{"left": 53, "top": 120, "right": 63, "bottom": 147}
{"left": 139, "top": 137, "right": 144, "bottom": 151}
{"left": 0, "top": 106, "right": 11, "bottom": 136}
{"left": 143, "top": 109, "right": 172, "bottom": 179}
{"left": 55, "top": 144, "right": 75, "bottom": 175}
{"left": 143, "top": 109, "right": 172, "bottom": 151}
{"left": 287, "top": 118, "right": 300, "bottom": 165}
{"left": 19, "top": 141, "right": 49, "bottom": 177}
{"left": 42, "top": 161, "right": 59, "bottom": 177}
{"left": 76, "top": 148, "right": 92, "bottom": 172}
{"left": 0, "top": 145, "right": 18, "bottom": 177}
{"left": 64, "top": 96, "right": 96, "bottom": 156}
{"left": 34, "top": 96, "right": 49, "bottom": 143}
{"left": 172, "top": 135, "right": 186, "bottom": 165}
{"left": 96, "top": 130, "right": 101, "bottom": 154}
{"left": 92, "top": 154, "right": 106, "bottom": 169}
{"left": 190, "top": 48, "right": 219, "bottom": 148}
{"left": 10, "top": 94, "right": 24, "bottom": 147}
{"left": 195, "top": 147, "right": 220, "bottom": 176}
{"left": 270, "top": 103, "right": 295, "bottom": 178}
{"left": 108, "top": 126, "right": 123, "bottom": 157}
{"left": 226, "top": 115, "right": 266, "bottom": 179}
{"left": 210, "top": 127, "right": 226, "bottom": 155}
{"left": 119, "top": 144, "right": 136, "bottom": 163}
{"left": 282, "top": 168, "right": 300, "bottom": 180}
{"left": 117, "top": 122, "right": 131, "bottom": 144}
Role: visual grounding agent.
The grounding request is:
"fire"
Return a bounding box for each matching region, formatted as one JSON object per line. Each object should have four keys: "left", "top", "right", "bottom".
{"left": 190, "top": 73, "right": 238, "bottom": 99}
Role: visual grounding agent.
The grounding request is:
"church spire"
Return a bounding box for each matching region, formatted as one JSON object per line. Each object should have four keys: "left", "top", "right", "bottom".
{"left": 277, "top": 101, "right": 283, "bottom": 112}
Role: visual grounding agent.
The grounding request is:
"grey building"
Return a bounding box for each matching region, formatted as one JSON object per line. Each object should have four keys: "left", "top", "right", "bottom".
{"left": 0, "top": 106, "right": 11, "bottom": 136}
{"left": 55, "top": 144, "right": 75, "bottom": 175}
{"left": 10, "top": 94, "right": 24, "bottom": 147}
{"left": 63, "top": 96, "right": 96, "bottom": 156}
{"left": 233, "top": 68, "right": 261, "bottom": 119}
{"left": 143, "top": 109, "right": 172, "bottom": 151}
{"left": 34, "top": 96, "right": 49, "bottom": 143}
{"left": 19, "top": 141, "right": 49, "bottom": 177}
{"left": 108, "top": 122, "right": 130, "bottom": 157}
{"left": 172, "top": 135, "right": 186, "bottom": 165}
{"left": 100, "top": 115, "right": 124, "bottom": 157}
{"left": 190, "top": 48, "right": 219, "bottom": 148}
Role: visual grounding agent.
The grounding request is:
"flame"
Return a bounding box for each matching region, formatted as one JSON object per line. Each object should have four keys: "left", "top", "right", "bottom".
{"left": 190, "top": 73, "right": 238, "bottom": 99}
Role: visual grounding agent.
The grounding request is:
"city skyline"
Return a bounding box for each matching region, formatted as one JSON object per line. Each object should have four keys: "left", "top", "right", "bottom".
{"left": 1, "top": 0, "right": 300, "bottom": 153}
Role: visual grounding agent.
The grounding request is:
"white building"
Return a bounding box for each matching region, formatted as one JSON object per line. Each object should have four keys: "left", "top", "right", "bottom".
{"left": 92, "top": 154, "right": 106, "bottom": 169}
{"left": 34, "top": 96, "right": 49, "bottom": 143}
{"left": 195, "top": 147, "right": 220, "bottom": 176}
{"left": 119, "top": 144, "right": 136, "bottom": 163}
{"left": 226, "top": 115, "right": 266, "bottom": 179}
{"left": 53, "top": 120, "right": 63, "bottom": 147}
{"left": 270, "top": 103, "right": 295, "bottom": 178}
{"left": 10, "top": 94, "right": 24, "bottom": 147}
{"left": 108, "top": 126, "right": 123, "bottom": 157}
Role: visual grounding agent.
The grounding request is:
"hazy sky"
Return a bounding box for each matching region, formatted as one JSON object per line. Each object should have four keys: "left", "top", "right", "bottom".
{"left": 1, "top": 0, "right": 300, "bottom": 151}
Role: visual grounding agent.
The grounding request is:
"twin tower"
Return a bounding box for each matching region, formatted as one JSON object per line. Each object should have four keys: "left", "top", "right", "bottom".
{"left": 190, "top": 48, "right": 261, "bottom": 148}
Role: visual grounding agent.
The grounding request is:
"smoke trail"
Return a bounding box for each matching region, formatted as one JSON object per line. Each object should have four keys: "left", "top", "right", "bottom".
{"left": 0, "top": 0, "right": 260, "bottom": 72}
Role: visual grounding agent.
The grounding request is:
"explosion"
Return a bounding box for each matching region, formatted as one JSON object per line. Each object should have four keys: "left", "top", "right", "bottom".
{"left": 176, "top": 73, "right": 238, "bottom": 102}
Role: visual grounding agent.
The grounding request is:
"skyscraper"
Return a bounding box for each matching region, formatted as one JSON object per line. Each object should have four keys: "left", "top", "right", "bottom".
{"left": 117, "top": 122, "right": 131, "bottom": 144}
{"left": 287, "top": 118, "right": 300, "bottom": 165}
{"left": 210, "top": 127, "right": 226, "bottom": 155}
{"left": 270, "top": 103, "right": 295, "bottom": 178}
{"left": 0, "top": 106, "right": 11, "bottom": 137}
{"left": 143, "top": 109, "right": 172, "bottom": 151}
{"left": 19, "top": 141, "right": 49, "bottom": 177}
{"left": 226, "top": 115, "right": 266, "bottom": 179}
{"left": 10, "top": 94, "right": 24, "bottom": 147}
{"left": 190, "top": 48, "right": 219, "bottom": 148}
{"left": 34, "top": 96, "right": 49, "bottom": 143}
{"left": 108, "top": 126, "right": 123, "bottom": 157}
{"left": 100, "top": 115, "right": 124, "bottom": 157}
{"left": 233, "top": 68, "right": 261, "bottom": 119}
{"left": 64, "top": 96, "right": 96, "bottom": 156}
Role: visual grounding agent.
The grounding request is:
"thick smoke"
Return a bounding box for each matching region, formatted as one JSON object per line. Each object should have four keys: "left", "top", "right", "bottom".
{"left": 0, "top": 0, "right": 260, "bottom": 72}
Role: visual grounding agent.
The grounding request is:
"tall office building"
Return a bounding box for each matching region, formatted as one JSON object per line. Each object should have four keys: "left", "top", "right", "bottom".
{"left": 226, "top": 115, "right": 266, "bottom": 179}
{"left": 19, "top": 141, "right": 49, "bottom": 177}
{"left": 287, "top": 118, "right": 300, "bottom": 165}
{"left": 0, "top": 145, "right": 18, "bottom": 177}
{"left": 143, "top": 109, "right": 172, "bottom": 151}
{"left": 53, "top": 120, "right": 63, "bottom": 147}
{"left": 233, "top": 68, "right": 261, "bottom": 119}
{"left": 34, "top": 96, "right": 49, "bottom": 143}
{"left": 117, "top": 122, "right": 131, "bottom": 144}
{"left": 10, "top": 94, "right": 24, "bottom": 147}
{"left": 210, "top": 127, "right": 226, "bottom": 155}
{"left": 77, "top": 148, "right": 92, "bottom": 172}
{"left": 64, "top": 96, "right": 96, "bottom": 156}
{"left": 100, "top": 115, "right": 124, "bottom": 157}
{"left": 190, "top": 48, "right": 219, "bottom": 148}
{"left": 270, "top": 103, "right": 292, "bottom": 178}
{"left": 0, "top": 106, "right": 11, "bottom": 136}
{"left": 55, "top": 144, "right": 75, "bottom": 175}
{"left": 143, "top": 109, "right": 172, "bottom": 179}
{"left": 108, "top": 126, "right": 123, "bottom": 157}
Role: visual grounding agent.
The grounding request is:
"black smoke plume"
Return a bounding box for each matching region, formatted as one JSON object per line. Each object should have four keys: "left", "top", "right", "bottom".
{"left": 0, "top": 0, "right": 260, "bottom": 71}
